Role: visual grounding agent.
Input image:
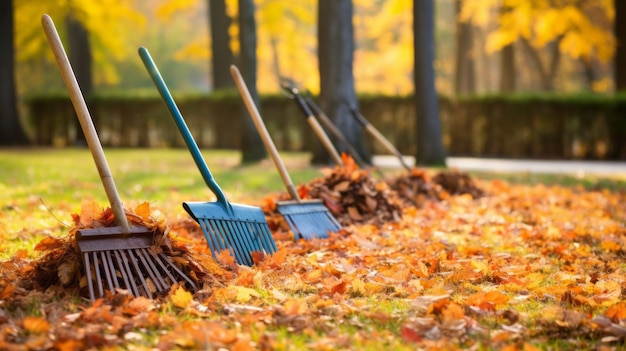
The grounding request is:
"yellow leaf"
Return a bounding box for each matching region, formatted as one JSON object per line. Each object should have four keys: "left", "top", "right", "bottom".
{"left": 135, "top": 202, "right": 151, "bottom": 221}
{"left": 227, "top": 286, "right": 259, "bottom": 303}
{"left": 170, "top": 286, "right": 193, "bottom": 309}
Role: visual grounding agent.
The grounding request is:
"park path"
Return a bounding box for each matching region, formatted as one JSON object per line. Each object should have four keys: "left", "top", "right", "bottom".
{"left": 372, "top": 155, "right": 626, "bottom": 176}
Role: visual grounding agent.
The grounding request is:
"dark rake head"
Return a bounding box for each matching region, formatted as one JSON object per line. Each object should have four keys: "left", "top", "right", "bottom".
{"left": 196, "top": 218, "right": 277, "bottom": 266}
{"left": 277, "top": 201, "right": 342, "bottom": 240}
{"left": 77, "top": 226, "right": 196, "bottom": 301}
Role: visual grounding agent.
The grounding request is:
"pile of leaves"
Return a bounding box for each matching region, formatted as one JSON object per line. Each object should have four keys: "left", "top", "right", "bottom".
{"left": 22, "top": 201, "right": 231, "bottom": 299}
{"left": 390, "top": 168, "right": 484, "bottom": 206}
{"left": 1, "top": 175, "right": 626, "bottom": 350}
{"left": 261, "top": 156, "right": 404, "bottom": 231}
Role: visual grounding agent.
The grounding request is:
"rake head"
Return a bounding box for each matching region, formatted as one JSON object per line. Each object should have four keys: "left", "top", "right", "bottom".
{"left": 277, "top": 200, "right": 341, "bottom": 240}
{"left": 76, "top": 226, "right": 197, "bottom": 300}
{"left": 183, "top": 202, "right": 277, "bottom": 266}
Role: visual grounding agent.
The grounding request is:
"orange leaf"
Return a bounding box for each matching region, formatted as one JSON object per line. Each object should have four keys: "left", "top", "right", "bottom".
{"left": 124, "top": 296, "right": 156, "bottom": 315}
{"left": 55, "top": 339, "right": 85, "bottom": 351}
{"left": 170, "top": 286, "right": 193, "bottom": 309}
{"left": 606, "top": 302, "right": 626, "bottom": 321}
{"left": 231, "top": 337, "right": 254, "bottom": 351}
{"left": 297, "top": 185, "right": 309, "bottom": 199}
{"left": 217, "top": 250, "right": 236, "bottom": 266}
{"left": 467, "top": 290, "right": 510, "bottom": 310}
{"left": 523, "top": 343, "right": 542, "bottom": 351}
{"left": 0, "top": 283, "right": 16, "bottom": 299}
{"left": 23, "top": 317, "right": 50, "bottom": 333}
{"left": 205, "top": 322, "right": 238, "bottom": 344}
{"left": 331, "top": 280, "right": 348, "bottom": 295}
{"left": 283, "top": 299, "right": 308, "bottom": 315}
{"left": 269, "top": 248, "right": 288, "bottom": 268}
{"left": 79, "top": 199, "right": 102, "bottom": 226}
{"left": 442, "top": 302, "right": 465, "bottom": 321}
{"left": 135, "top": 202, "right": 151, "bottom": 221}
{"left": 34, "top": 236, "right": 65, "bottom": 251}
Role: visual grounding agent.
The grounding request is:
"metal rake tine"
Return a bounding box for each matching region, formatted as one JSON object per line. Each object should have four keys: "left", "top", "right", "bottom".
{"left": 214, "top": 220, "right": 246, "bottom": 265}
{"left": 114, "top": 250, "right": 138, "bottom": 296}
{"left": 199, "top": 220, "right": 220, "bottom": 260}
{"left": 84, "top": 253, "right": 96, "bottom": 300}
{"left": 92, "top": 252, "right": 105, "bottom": 298}
{"left": 99, "top": 252, "right": 116, "bottom": 295}
{"left": 256, "top": 223, "right": 277, "bottom": 254}
{"left": 157, "top": 252, "right": 197, "bottom": 290}
{"left": 126, "top": 249, "right": 153, "bottom": 299}
{"left": 104, "top": 251, "right": 120, "bottom": 291}
{"left": 151, "top": 253, "right": 178, "bottom": 285}
{"left": 136, "top": 248, "right": 167, "bottom": 292}
{"left": 224, "top": 220, "right": 253, "bottom": 265}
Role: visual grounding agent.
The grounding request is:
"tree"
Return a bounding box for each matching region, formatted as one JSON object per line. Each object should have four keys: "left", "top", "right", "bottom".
{"left": 461, "top": 0, "right": 615, "bottom": 91}
{"left": 317, "top": 0, "right": 369, "bottom": 165}
{"left": 66, "top": 15, "right": 93, "bottom": 97}
{"left": 0, "top": 0, "right": 29, "bottom": 146}
{"left": 414, "top": 0, "right": 446, "bottom": 166}
{"left": 498, "top": 4, "right": 515, "bottom": 92}
{"left": 615, "top": 0, "right": 626, "bottom": 91}
{"left": 237, "top": 0, "right": 266, "bottom": 163}
{"left": 208, "top": 0, "right": 235, "bottom": 90}
{"left": 454, "top": 0, "right": 476, "bottom": 95}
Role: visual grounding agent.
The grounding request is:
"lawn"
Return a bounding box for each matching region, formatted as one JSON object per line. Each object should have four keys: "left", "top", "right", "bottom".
{"left": 0, "top": 148, "right": 625, "bottom": 350}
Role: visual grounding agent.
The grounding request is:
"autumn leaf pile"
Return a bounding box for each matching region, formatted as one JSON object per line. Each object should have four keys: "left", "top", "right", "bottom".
{"left": 1, "top": 168, "right": 626, "bottom": 350}
{"left": 389, "top": 168, "right": 485, "bottom": 207}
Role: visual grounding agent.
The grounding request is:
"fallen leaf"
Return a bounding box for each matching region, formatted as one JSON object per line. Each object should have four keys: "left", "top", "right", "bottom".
{"left": 23, "top": 317, "right": 50, "bottom": 334}
{"left": 170, "top": 286, "right": 193, "bottom": 309}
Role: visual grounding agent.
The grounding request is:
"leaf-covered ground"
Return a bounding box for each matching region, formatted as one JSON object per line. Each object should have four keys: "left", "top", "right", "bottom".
{"left": 1, "top": 157, "right": 625, "bottom": 350}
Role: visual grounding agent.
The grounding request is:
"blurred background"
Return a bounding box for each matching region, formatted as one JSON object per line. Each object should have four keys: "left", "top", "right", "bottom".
{"left": 2, "top": 0, "right": 624, "bottom": 162}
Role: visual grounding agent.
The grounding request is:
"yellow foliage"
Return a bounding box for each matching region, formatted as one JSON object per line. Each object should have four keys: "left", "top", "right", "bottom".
{"left": 462, "top": 0, "right": 615, "bottom": 63}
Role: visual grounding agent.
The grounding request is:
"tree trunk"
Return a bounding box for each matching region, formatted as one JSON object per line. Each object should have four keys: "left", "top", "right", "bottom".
{"left": 317, "top": 0, "right": 369, "bottom": 165}
{"left": 66, "top": 15, "right": 92, "bottom": 145}
{"left": 520, "top": 37, "right": 560, "bottom": 91}
{"left": 498, "top": 4, "right": 515, "bottom": 92}
{"left": 238, "top": 0, "right": 266, "bottom": 163}
{"left": 0, "top": 0, "right": 29, "bottom": 146}
{"left": 453, "top": 0, "right": 476, "bottom": 96}
{"left": 413, "top": 0, "right": 446, "bottom": 165}
{"left": 615, "top": 0, "right": 626, "bottom": 91}
{"left": 499, "top": 43, "right": 516, "bottom": 92}
{"left": 208, "top": 0, "right": 235, "bottom": 90}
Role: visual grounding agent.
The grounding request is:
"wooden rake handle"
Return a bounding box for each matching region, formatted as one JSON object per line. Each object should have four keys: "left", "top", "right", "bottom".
{"left": 349, "top": 107, "right": 413, "bottom": 172}
{"left": 230, "top": 65, "right": 301, "bottom": 202}
{"left": 291, "top": 91, "right": 344, "bottom": 166}
{"left": 41, "top": 14, "right": 130, "bottom": 232}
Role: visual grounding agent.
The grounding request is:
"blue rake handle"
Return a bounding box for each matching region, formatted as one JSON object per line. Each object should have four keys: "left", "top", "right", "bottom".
{"left": 138, "top": 47, "right": 232, "bottom": 214}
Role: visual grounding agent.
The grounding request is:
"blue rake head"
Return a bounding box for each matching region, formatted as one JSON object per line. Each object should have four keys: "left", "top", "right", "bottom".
{"left": 276, "top": 200, "right": 341, "bottom": 240}
{"left": 184, "top": 202, "right": 277, "bottom": 266}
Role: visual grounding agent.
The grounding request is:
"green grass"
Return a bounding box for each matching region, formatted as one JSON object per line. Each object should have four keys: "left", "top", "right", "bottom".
{"left": 0, "top": 148, "right": 323, "bottom": 260}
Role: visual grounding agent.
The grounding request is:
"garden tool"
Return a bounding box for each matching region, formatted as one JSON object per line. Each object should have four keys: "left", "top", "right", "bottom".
{"left": 349, "top": 106, "right": 413, "bottom": 172}
{"left": 42, "top": 14, "right": 196, "bottom": 300}
{"left": 230, "top": 65, "right": 341, "bottom": 240}
{"left": 300, "top": 90, "right": 385, "bottom": 177}
{"left": 278, "top": 80, "right": 344, "bottom": 166}
{"left": 139, "top": 47, "right": 276, "bottom": 265}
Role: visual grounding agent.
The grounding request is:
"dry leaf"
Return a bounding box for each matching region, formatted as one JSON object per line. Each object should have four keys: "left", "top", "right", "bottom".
{"left": 170, "top": 286, "right": 193, "bottom": 309}
{"left": 22, "top": 317, "right": 50, "bottom": 334}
